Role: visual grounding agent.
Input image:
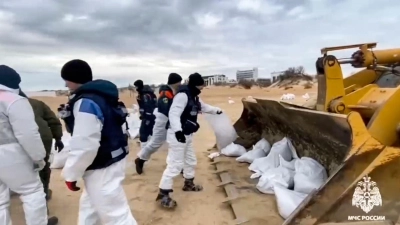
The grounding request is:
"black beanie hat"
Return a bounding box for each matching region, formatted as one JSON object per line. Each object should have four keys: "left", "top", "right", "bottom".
{"left": 134, "top": 79, "right": 144, "bottom": 89}
{"left": 167, "top": 73, "right": 182, "bottom": 85}
{"left": 188, "top": 72, "right": 204, "bottom": 87}
{"left": 61, "top": 59, "right": 93, "bottom": 84}
{"left": 0, "top": 65, "right": 21, "bottom": 89}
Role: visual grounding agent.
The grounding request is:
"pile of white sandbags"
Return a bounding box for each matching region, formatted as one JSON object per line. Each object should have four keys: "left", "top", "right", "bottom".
{"left": 220, "top": 137, "right": 327, "bottom": 220}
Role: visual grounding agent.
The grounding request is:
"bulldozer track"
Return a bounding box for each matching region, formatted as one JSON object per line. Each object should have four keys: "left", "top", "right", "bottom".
{"left": 212, "top": 157, "right": 250, "bottom": 225}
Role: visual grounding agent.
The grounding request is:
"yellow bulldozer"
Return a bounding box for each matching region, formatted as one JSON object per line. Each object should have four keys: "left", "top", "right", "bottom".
{"left": 233, "top": 42, "right": 400, "bottom": 224}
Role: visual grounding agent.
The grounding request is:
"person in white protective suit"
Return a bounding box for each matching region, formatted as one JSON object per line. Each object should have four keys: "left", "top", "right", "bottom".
{"left": 135, "top": 73, "right": 183, "bottom": 174}
{"left": 0, "top": 65, "right": 58, "bottom": 225}
{"left": 157, "top": 73, "right": 222, "bottom": 208}
{"left": 58, "top": 59, "right": 137, "bottom": 225}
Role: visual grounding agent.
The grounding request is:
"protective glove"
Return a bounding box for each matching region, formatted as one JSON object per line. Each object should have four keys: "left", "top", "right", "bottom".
{"left": 54, "top": 139, "right": 64, "bottom": 152}
{"left": 65, "top": 181, "right": 81, "bottom": 191}
{"left": 33, "top": 160, "right": 46, "bottom": 172}
{"left": 139, "top": 115, "right": 143, "bottom": 120}
{"left": 216, "top": 110, "right": 223, "bottom": 115}
{"left": 175, "top": 131, "right": 186, "bottom": 143}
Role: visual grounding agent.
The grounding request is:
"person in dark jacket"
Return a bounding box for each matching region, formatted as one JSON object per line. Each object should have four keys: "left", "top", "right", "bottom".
{"left": 19, "top": 91, "right": 64, "bottom": 201}
{"left": 133, "top": 79, "right": 157, "bottom": 152}
{"left": 58, "top": 59, "right": 137, "bottom": 224}
{"left": 135, "top": 73, "right": 182, "bottom": 174}
{"left": 157, "top": 73, "right": 222, "bottom": 208}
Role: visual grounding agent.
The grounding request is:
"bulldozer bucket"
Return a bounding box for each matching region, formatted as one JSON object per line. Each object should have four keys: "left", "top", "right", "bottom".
{"left": 233, "top": 98, "right": 400, "bottom": 224}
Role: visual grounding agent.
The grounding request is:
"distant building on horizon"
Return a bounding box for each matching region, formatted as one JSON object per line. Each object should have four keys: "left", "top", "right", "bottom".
{"left": 236, "top": 67, "right": 258, "bottom": 81}
{"left": 202, "top": 74, "right": 228, "bottom": 86}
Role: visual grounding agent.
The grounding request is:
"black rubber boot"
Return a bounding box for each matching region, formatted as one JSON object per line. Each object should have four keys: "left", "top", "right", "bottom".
{"left": 135, "top": 158, "right": 146, "bottom": 174}
{"left": 156, "top": 189, "right": 177, "bottom": 209}
{"left": 182, "top": 178, "right": 203, "bottom": 192}
{"left": 181, "top": 169, "right": 184, "bottom": 177}
{"left": 47, "top": 216, "right": 59, "bottom": 225}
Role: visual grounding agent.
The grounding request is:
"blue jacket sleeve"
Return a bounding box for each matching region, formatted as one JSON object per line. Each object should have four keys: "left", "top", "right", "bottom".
{"left": 62, "top": 98, "right": 103, "bottom": 182}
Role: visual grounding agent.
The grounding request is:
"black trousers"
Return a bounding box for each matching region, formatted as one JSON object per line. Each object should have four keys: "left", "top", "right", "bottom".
{"left": 139, "top": 119, "right": 155, "bottom": 142}
{"left": 39, "top": 138, "right": 52, "bottom": 200}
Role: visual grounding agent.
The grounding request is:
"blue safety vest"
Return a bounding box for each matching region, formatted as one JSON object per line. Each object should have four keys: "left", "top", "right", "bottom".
{"left": 63, "top": 92, "right": 128, "bottom": 170}
{"left": 177, "top": 85, "right": 201, "bottom": 135}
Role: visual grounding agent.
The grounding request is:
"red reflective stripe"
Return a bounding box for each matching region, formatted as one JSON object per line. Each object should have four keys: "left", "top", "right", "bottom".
{"left": 160, "top": 90, "right": 174, "bottom": 99}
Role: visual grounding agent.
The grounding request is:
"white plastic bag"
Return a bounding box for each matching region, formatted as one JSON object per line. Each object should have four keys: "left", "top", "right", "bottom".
{"left": 294, "top": 157, "right": 327, "bottom": 194}
{"left": 208, "top": 152, "right": 220, "bottom": 159}
{"left": 50, "top": 132, "right": 71, "bottom": 169}
{"left": 254, "top": 138, "right": 271, "bottom": 154}
{"left": 281, "top": 93, "right": 296, "bottom": 100}
{"left": 236, "top": 145, "right": 266, "bottom": 163}
{"left": 221, "top": 143, "right": 246, "bottom": 157}
{"left": 127, "top": 112, "right": 141, "bottom": 139}
{"left": 279, "top": 155, "right": 296, "bottom": 171}
{"left": 236, "top": 139, "right": 270, "bottom": 163}
{"left": 275, "top": 184, "right": 308, "bottom": 219}
{"left": 302, "top": 93, "right": 310, "bottom": 99}
{"left": 295, "top": 157, "right": 326, "bottom": 178}
{"left": 248, "top": 137, "right": 294, "bottom": 174}
{"left": 205, "top": 113, "right": 237, "bottom": 150}
{"left": 294, "top": 174, "right": 322, "bottom": 194}
{"left": 256, "top": 166, "right": 294, "bottom": 194}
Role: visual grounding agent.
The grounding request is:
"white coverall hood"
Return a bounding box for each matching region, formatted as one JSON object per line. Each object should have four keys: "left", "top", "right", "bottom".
{"left": 0, "top": 84, "right": 19, "bottom": 94}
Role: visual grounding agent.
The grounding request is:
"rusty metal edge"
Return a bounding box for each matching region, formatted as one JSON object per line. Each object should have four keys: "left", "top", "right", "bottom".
{"left": 212, "top": 158, "right": 249, "bottom": 224}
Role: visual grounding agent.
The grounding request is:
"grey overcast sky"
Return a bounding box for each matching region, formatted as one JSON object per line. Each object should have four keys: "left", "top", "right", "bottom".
{"left": 1, "top": 0, "right": 399, "bottom": 91}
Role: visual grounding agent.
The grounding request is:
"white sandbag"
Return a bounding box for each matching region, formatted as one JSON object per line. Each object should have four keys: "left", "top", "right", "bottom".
{"left": 250, "top": 172, "right": 262, "bottom": 179}
{"left": 294, "top": 173, "right": 322, "bottom": 194}
{"left": 236, "top": 145, "right": 266, "bottom": 163}
{"left": 280, "top": 93, "right": 296, "bottom": 100}
{"left": 294, "top": 157, "right": 327, "bottom": 181}
{"left": 294, "top": 157, "right": 327, "bottom": 194}
{"left": 236, "top": 138, "right": 271, "bottom": 163}
{"left": 275, "top": 184, "right": 308, "bottom": 219}
{"left": 256, "top": 166, "right": 295, "bottom": 194}
{"left": 50, "top": 132, "right": 71, "bottom": 169}
{"left": 254, "top": 138, "right": 271, "bottom": 154}
{"left": 205, "top": 113, "right": 237, "bottom": 150}
{"left": 248, "top": 137, "right": 294, "bottom": 174}
{"left": 287, "top": 139, "right": 299, "bottom": 159}
{"left": 279, "top": 155, "right": 296, "bottom": 171}
{"left": 127, "top": 112, "right": 141, "bottom": 139}
{"left": 221, "top": 143, "right": 246, "bottom": 157}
